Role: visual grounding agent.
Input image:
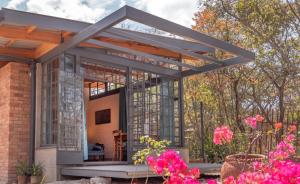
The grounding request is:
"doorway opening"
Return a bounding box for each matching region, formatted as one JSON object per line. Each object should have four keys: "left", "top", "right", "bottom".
{"left": 81, "top": 61, "right": 127, "bottom": 163}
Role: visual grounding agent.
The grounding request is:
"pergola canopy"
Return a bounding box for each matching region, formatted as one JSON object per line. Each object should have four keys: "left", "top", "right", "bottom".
{"left": 0, "top": 5, "right": 255, "bottom": 78}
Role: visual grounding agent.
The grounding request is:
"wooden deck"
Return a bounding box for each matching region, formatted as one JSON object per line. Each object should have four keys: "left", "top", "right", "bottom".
{"left": 61, "top": 163, "right": 221, "bottom": 179}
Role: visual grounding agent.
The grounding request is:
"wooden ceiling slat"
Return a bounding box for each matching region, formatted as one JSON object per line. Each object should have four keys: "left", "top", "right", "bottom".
{"left": 0, "top": 24, "right": 196, "bottom": 59}
{"left": 0, "top": 24, "right": 61, "bottom": 44}
{"left": 35, "top": 43, "right": 57, "bottom": 58}
{"left": 0, "top": 47, "right": 35, "bottom": 58}
{"left": 4, "top": 39, "right": 15, "bottom": 47}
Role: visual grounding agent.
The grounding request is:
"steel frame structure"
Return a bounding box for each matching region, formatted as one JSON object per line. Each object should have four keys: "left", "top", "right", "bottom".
{"left": 0, "top": 5, "right": 255, "bottom": 164}
{"left": 0, "top": 6, "right": 255, "bottom": 78}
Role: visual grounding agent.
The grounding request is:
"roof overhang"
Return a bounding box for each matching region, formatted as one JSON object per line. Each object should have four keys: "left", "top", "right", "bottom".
{"left": 0, "top": 5, "right": 255, "bottom": 77}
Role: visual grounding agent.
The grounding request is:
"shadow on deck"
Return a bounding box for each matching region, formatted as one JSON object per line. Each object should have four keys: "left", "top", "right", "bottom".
{"left": 61, "top": 163, "right": 221, "bottom": 179}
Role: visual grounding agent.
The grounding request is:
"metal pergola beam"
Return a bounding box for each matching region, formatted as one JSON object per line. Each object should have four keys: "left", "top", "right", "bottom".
{"left": 106, "top": 29, "right": 221, "bottom": 64}
{"left": 108, "top": 28, "right": 216, "bottom": 53}
{"left": 125, "top": 6, "right": 255, "bottom": 60}
{"left": 86, "top": 39, "right": 198, "bottom": 70}
{"left": 0, "top": 6, "right": 255, "bottom": 77}
{"left": 69, "top": 48, "right": 180, "bottom": 78}
{"left": 181, "top": 56, "right": 250, "bottom": 77}
{"left": 38, "top": 6, "right": 127, "bottom": 63}
{"left": 0, "top": 8, "right": 214, "bottom": 54}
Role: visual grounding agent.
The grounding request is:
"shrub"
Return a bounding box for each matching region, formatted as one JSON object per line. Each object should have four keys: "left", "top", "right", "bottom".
{"left": 15, "top": 161, "right": 30, "bottom": 176}
{"left": 29, "top": 163, "right": 43, "bottom": 176}
{"left": 132, "top": 136, "right": 170, "bottom": 165}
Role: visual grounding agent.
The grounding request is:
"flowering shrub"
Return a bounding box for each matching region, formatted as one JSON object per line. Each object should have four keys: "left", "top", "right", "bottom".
{"left": 147, "top": 150, "right": 201, "bottom": 184}
{"left": 244, "top": 117, "right": 258, "bottom": 129}
{"left": 269, "top": 134, "right": 296, "bottom": 161}
{"left": 289, "top": 124, "right": 297, "bottom": 133}
{"left": 214, "top": 114, "right": 300, "bottom": 184}
{"left": 213, "top": 125, "right": 233, "bottom": 145}
{"left": 132, "top": 136, "right": 170, "bottom": 165}
{"left": 136, "top": 114, "right": 299, "bottom": 184}
{"left": 223, "top": 160, "right": 300, "bottom": 183}
{"left": 244, "top": 115, "right": 264, "bottom": 129}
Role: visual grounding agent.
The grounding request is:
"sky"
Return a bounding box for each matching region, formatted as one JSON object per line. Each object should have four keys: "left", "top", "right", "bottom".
{"left": 0, "top": 0, "right": 199, "bottom": 28}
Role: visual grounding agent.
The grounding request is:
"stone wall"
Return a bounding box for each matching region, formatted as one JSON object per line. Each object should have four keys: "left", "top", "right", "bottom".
{"left": 0, "top": 62, "right": 31, "bottom": 183}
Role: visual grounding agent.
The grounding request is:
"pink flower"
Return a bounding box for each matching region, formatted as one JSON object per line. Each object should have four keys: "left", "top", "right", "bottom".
{"left": 213, "top": 125, "right": 233, "bottom": 145}
{"left": 286, "top": 134, "right": 296, "bottom": 142}
{"left": 188, "top": 168, "right": 201, "bottom": 178}
{"left": 253, "top": 161, "right": 264, "bottom": 171}
{"left": 274, "top": 122, "right": 283, "bottom": 130}
{"left": 255, "top": 114, "right": 264, "bottom": 122}
{"left": 146, "top": 150, "right": 201, "bottom": 184}
{"left": 244, "top": 117, "right": 257, "bottom": 129}
{"left": 288, "top": 124, "right": 297, "bottom": 133}
{"left": 269, "top": 134, "right": 296, "bottom": 161}
{"left": 206, "top": 179, "right": 217, "bottom": 184}
{"left": 231, "top": 133, "right": 300, "bottom": 184}
{"left": 224, "top": 176, "right": 236, "bottom": 184}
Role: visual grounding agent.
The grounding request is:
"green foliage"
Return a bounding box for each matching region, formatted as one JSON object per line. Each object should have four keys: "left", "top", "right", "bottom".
{"left": 29, "top": 163, "right": 43, "bottom": 176}
{"left": 15, "top": 161, "right": 30, "bottom": 176}
{"left": 186, "top": 0, "right": 300, "bottom": 161}
{"left": 132, "top": 136, "right": 170, "bottom": 165}
{"left": 204, "top": 133, "right": 231, "bottom": 163}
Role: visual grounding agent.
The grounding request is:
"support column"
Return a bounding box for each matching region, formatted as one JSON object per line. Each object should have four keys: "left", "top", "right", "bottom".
{"left": 126, "top": 66, "right": 132, "bottom": 162}
{"left": 178, "top": 56, "right": 185, "bottom": 147}
{"left": 29, "top": 62, "right": 36, "bottom": 165}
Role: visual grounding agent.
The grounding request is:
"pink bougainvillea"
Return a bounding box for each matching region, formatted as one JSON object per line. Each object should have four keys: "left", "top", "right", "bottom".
{"left": 269, "top": 134, "right": 296, "bottom": 161}
{"left": 213, "top": 125, "right": 233, "bottom": 145}
{"left": 223, "top": 133, "right": 300, "bottom": 184}
{"left": 206, "top": 179, "right": 218, "bottom": 184}
{"left": 244, "top": 114, "right": 265, "bottom": 129}
{"left": 147, "top": 150, "right": 201, "bottom": 184}
{"left": 144, "top": 114, "right": 300, "bottom": 184}
{"left": 289, "top": 124, "right": 297, "bottom": 133}
{"left": 224, "top": 160, "right": 300, "bottom": 184}
{"left": 255, "top": 115, "right": 264, "bottom": 122}
{"left": 244, "top": 116, "right": 257, "bottom": 129}
{"left": 223, "top": 176, "right": 235, "bottom": 184}
{"left": 213, "top": 115, "right": 300, "bottom": 184}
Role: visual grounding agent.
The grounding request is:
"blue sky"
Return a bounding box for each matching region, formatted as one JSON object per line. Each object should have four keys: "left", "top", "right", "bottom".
{"left": 0, "top": 0, "right": 199, "bottom": 27}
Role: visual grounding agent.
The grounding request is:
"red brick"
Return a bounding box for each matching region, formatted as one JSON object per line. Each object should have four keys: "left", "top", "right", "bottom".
{"left": 0, "top": 63, "right": 31, "bottom": 184}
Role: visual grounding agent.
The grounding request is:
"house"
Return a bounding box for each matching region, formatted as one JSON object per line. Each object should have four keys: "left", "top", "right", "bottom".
{"left": 0, "top": 5, "right": 254, "bottom": 183}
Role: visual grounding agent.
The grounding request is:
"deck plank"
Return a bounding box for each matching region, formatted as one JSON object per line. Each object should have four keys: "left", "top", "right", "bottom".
{"left": 61, "top": 163, "right": 221, "bottom": 179}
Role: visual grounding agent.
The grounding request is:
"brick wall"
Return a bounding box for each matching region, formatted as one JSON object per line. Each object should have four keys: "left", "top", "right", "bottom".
{"left": 0, "top": 62, "right": 31, "bottom": 184}
{"left": 0, "top": 63, "right": 12, "bottom": 184}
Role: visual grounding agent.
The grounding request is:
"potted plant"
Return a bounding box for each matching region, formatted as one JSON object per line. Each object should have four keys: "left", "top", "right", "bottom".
{"left": 15, "top": 161, "right": 29, "bottom": 184}
{"left": 213, "top": 115, "right": 285, "bottom": 181}
{"left": 29, "top": 163, "right": 43, "bottom": 184}
{"left": 213, "top": 115, "right": 297, "bottom": 181}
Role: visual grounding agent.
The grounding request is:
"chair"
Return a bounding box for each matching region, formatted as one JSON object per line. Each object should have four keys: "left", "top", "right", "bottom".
{"left": 113, "top": 130, "right": 127, "bottom": 161}
{"left": 88, "top": 143, "right": 105, "bottom": 161}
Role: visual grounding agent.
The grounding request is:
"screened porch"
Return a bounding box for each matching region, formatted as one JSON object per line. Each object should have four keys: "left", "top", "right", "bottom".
{"left": 40, "top": 51, "right": 185, "bottom": 163}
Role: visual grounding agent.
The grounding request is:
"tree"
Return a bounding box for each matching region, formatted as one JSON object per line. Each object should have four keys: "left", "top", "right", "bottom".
{"left": 203, "top": 0, "right": 300, "bottom": 122}
{"left": 185, "top": 0, "right": 300, "bottom": 161}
